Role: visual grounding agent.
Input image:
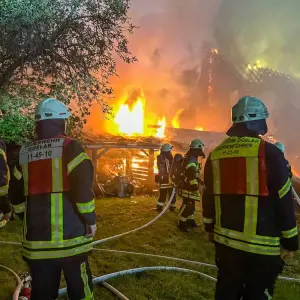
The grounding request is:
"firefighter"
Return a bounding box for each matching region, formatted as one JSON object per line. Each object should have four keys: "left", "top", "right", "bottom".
{"left": 0, "top": 138, "right": 12, "bottom": 227}
{"left": 156, "top": 143, "right": 176, "bottom": 211}
{"left": 274, "top": 142, "right": 293, "bottom": 178}
{"left": 9, "top": 98, "right": 96, "bottom": 300}
{"left": 178, "top": 139, "right": 205, "bottom": 232}
{"left": 203, "top": 96, "right": 299, "bottom": 300}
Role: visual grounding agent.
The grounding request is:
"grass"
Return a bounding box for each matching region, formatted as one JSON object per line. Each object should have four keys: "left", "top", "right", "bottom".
{"left": 0, "top": 196, "right": 300, "bottom": 299}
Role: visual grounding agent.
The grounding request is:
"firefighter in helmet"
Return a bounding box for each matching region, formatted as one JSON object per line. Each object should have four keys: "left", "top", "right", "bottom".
{"left": 9, "top": 98, "right": 96, "bottom": 300}
{"left": 178, "top": 139, "right": 205, "bottom": 232}
{"left": 274, "top": 142, "right": 293, "bottom": 178}
{"left": 156, "top": 143, "right": 176, "bottom": 212}
{"left": 203, "top": 96, "right": 299, "bottom": 299}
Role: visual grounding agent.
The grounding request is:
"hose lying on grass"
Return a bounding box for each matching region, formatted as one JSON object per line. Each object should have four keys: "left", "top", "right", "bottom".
{"left": 93, "top": 248, "right": 300, "bottom": 283}
{"left": 0, "top": 264, "right": 22, "bottom": 300}
{"left": 58, "top": 266, "right": 217, "bottom": 297}
{"left": 92, "top": 187, "right": 176, "bottom": 246}
{"left": 101, "top": 281, "right": 130, "bottom": 300}
{"left": 292, "top": 187, "right": 300, "bottom": 206}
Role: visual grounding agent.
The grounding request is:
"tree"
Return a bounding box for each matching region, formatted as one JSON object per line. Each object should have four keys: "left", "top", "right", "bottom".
{"left": 0, "top": 0, "right": 136, "bottom": 142}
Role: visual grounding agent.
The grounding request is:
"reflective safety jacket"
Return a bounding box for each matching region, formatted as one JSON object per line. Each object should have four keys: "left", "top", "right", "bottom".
{"left": 9, "top": 136, "right": 96, "bottom": 260}
{"left": 157, "top": 153, "right": 173, "bottom": 189}
{"left": 0, "top": 146, "right": 9, "bottom": 197}
{"left": 181, "top": 155, "right": 201, "bottom": 201}
{"left": 203, "top": 136, "right": 299, "bottom": 256}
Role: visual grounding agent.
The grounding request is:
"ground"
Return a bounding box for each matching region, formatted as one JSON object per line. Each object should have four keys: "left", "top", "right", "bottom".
{"left": 0, "top": 196, "right": 300, "bottom": 300}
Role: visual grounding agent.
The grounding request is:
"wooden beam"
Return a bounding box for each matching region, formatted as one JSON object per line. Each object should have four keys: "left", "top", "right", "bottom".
{"left": 125, "top": 152, "right": 132, "bottom": 175}
{"left": 91, "top": 149, "right": 98, "bottom": 183}
{"left": 146, "top": 149, "right": 155, "bottom": 191}
{"left": 86, "top": 144, "right": 160, "bottom": 150}
{"left": 97, "top": 148, "right": 110, "bottom": 159}
{"left": 141, "top": 150, "right": 149, "bottom": 157}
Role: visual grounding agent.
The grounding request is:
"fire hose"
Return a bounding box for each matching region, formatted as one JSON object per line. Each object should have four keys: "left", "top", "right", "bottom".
{"left": 0, "top": 264, "right": 22, "bottom": 300}
{"left": 292, "top": 187, "right": 300, "bottom": 206}
{"left": 58, "top": 266, "right": 217, "bottom": 297}
{"left": 1, "top": 186, "right": 300, "bottom": 298}
{"left": 92, "top": 187, "right": 176, "bottom": 246}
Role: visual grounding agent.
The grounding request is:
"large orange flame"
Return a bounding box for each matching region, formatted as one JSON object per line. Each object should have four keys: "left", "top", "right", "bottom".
{"left": 113, "top": 92, "right": 166, "bottom": 138}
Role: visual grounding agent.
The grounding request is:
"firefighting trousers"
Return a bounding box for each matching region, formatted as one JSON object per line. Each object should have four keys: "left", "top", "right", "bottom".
{"left": 157, "top": 188, "right": 176, "bottom": 208}
{"left": 215, "top": 243, "right": 284, "bottom": 300}
{"left": 178, "top": 197, "right": 195, "bottom": 224}
{"left": 0, "top": 195, "right": 12, "bottom": 214}
{"left": 26, "top": 254, "right": 93, "bottom": 300}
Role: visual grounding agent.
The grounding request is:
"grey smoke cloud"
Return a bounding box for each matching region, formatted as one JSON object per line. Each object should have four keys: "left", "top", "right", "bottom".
{"left": 216, "top": 0, "right": 300, "bottom": 77}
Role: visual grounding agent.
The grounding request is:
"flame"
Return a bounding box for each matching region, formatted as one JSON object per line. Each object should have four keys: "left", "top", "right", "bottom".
{"left": 156, "top": 117, "right": 166, "bottom": 138}
{"left": 195, "top": 126, "right": 204, "bottom": 131}
{"left": 114, "top": 98, "right": 144, "bottom": 136}
{"left": 113, "top": 92, "right": 166, "bottom": 138}
{"left": 172, "top": 108, "right": 184, "bottom": 128}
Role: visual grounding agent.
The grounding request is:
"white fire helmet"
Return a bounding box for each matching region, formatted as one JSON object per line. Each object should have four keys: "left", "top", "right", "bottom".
{"left": 274, "top": 142, "right": 285, "bottom": 153}
{"left": 232, "top": 96, "right": 269, "bottom": 124}
{"left": 160, "top": 143, "right": 173, "bottom": 152}
{"left": 35, "top": 98, "right": 71, "bottom": 122}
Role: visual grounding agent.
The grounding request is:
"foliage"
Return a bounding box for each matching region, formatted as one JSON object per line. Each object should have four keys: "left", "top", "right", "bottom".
{"left": 0, "top": 92, "right": 35, "bottom": 143}
{"left": 0, "top": 197, "right": 299, "bottom": 299}
{"left": 0, "top": 0, "right": 136, "bottom": 140}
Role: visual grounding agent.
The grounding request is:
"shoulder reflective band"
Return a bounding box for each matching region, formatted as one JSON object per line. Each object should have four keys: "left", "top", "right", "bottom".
{"left": 13, "top": 202, "right": 26, "bottom": 213}
{"left": 203, "top": 217, "right": 214, "bottom": 224}
{"left": 186, "top": 162, "right": 197, "bottom": 169}
{"left": 21, "top": 164, "right": 29, "bottom": 196}
{"left": 76, "top": 199, "right": 95, "bottom": 214}
{"left": 278, "top": 179, "right": 292, "bottom": 199}
{"left": 282, "top": 226, "right": 298, "bottom": 239}
{"left": 13, "top": 167, "right": 22, "bottom": 180}
{"left": 211, "top": 137, "right": 261, "bottom": 160}
{"left": 80, "top": 262, "right": 93, "bottom": 299}
{"left": 0, "top": 184, "right": 8, "bottom": 196}
{"left": 68, "top": 152, "right": 91, "bottom": 174}
{"left": 189, "top": 179, "right": 198, "bottom": 185}
{"left": 0, "top": 149, "right": 7, "bottom": 161}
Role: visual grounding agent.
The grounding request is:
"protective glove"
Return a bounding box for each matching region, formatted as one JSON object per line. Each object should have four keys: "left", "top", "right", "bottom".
{"left": 85, "top": 224, "right": 97, "bottom": 238}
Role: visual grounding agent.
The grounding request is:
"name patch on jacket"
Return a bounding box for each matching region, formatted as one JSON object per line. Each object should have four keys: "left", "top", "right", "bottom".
{"left": 19, "top": 138, "right": 64, "bottom": 164}
{"left": 211, "top": 137, "right": 261, "bottom": 160}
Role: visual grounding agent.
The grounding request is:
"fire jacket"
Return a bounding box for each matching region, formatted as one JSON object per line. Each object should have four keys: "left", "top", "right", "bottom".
{"left": 181, "top": 155, "right": 201, "bottom": 201}
{"left": 157, "top": 153, "right": 173, "bottom": 189}
{"left": 203, "top": 136, "right": 299, "bottom": 256}
{"left": 0, "top": 139, "right": 9, "bottom": 198}
{"left": 9, "top": 136, "right": 96, "bottom": 260}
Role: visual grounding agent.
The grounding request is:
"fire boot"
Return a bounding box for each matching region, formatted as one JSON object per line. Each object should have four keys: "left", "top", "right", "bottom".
{"left": 156, "top": 204, "right": 163, "bottom": 212}
{"left": 178, "top": 220, "right": 189, "bottom": 232}
{"left": 186, "top": 219, "right": 199, "bottom": 228}
{"left": 169, "top": 205, "right": 176, "bottom": 212}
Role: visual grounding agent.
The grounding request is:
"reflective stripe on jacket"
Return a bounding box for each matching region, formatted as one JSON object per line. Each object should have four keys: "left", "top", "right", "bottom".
{"left": 9, "top": 137, "right": 96, "bottom": 260}
{"left": 203, "top": 136, "right": 298, "bottom": 255}
{"left": 0, "top": 148, "right": 10, "bottom": 196}
{"left": 181, "top": 156, "right": 200, "bottom": 201}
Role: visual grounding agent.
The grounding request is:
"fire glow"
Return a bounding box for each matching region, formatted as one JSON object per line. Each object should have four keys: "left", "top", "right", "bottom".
{"left": 113, "top": 93, "right": 166, "bottom": 138}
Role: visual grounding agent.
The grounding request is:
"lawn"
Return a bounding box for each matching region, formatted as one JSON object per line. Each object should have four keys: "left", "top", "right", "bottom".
{"left": 0, "top": 196, "right": 300, "bottom": 299}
